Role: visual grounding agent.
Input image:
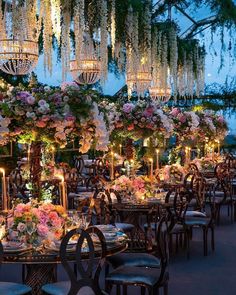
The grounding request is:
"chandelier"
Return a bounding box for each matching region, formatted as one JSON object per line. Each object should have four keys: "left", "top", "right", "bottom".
{"left": 70, "top": 39, "right": 101, "bottom": 85}
{"left": 0, "top": 39, "right": 39, "bottom": 75}
{"left": 149, "top": 84, "right": 172, "bottom": 103}
{"left": 70, "top": 57, "right": 101, "bottom": 85}
{"left": 127, "top": 64, "right": 152, "bottom": 97}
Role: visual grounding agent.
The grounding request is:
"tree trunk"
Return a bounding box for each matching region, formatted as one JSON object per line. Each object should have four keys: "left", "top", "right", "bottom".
{"left": 30, "top": 141, "right": 42, "bottom": 197}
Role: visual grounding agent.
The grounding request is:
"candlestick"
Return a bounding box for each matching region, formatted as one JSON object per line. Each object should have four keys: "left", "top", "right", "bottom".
{"left": 0, "top": 168, "right": 7, "bottom": 211}
{"left": 149, "top": 158, "right": 153, "bottom": 181}
{"left": 111, "top": 151, "right": 114, "bottom": 180}
{"left": 156, "top": 149, "right": 160, "bottom": 171}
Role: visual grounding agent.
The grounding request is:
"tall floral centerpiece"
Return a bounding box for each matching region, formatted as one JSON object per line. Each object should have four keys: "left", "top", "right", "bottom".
{"left": 0, "top": 82, "right": 110, "bottom": 196}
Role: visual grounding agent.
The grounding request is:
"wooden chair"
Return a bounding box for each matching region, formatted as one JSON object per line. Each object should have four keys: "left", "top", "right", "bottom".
{"left": 42, "top": 227, "right": 108, "bottom": 295}
{"left": 105, "top": 216, "right": 169, "bottom": 295}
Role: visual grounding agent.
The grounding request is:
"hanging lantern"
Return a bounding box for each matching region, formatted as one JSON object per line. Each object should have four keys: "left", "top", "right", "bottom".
{"left": 0, "top": 39, "right": 39, "bottom": 75}
{"left": 149, "top": 84, "right": 172, "bottom": 103}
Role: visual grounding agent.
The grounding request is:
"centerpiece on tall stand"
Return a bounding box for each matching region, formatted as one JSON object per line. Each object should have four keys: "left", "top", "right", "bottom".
{"left": 0, "top": 80, "right": 110, "bottom": 206}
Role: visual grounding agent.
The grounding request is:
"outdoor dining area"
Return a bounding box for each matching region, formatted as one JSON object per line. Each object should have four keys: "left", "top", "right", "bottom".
{"left": 0, "top": 0, "right": 236, "bottom": 294}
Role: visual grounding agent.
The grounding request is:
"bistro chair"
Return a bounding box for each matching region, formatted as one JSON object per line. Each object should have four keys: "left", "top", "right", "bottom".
{"left": 0, "top": 241, "right": 32, "bottom": 294}
{"left": 105, "top": 216, "right": 169, "bottom": 295}
{"left": 42, "top": 227, "right": 109, "bottom": 295}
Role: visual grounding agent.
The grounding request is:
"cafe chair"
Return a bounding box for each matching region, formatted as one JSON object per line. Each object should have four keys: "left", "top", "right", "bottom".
{"left": 0, "top": 241, "right": 32, "bottom": 295}
{"left": 42, "top": 227, "right": 109, "bottom": 295}
{"left": 105, "top": 217, "right": 169, "bottom": 295}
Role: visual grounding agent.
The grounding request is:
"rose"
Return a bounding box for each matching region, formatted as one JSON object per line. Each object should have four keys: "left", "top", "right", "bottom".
{"left": 17, "top": 222, "right": 27, "bottom": 233}
{"left": 123, "top": 103, "right": 135, "bottom": 113}
{"left": 25, "top": 95, "right": 35, "bottom": 105}
{"left": 143, "top": 107, "right": 154, "bottom": 118}
{"left": 170, "top": 108, "right": 180, "bottom": 116}
{"left": 37, "top": 224, "right": 49, "bottom": 237}
{"left": 36, "top": 120, "right": 47, "bottom": 128}
{"left": 127, "top": 123, "right": 134, "bottom": 131}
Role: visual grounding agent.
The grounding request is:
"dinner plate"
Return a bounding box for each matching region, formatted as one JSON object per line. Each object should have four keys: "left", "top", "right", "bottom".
{"left": 3, "top": 242, "right": 31, "bottom": 253}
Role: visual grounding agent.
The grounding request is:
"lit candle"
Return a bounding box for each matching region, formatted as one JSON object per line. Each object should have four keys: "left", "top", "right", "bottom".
{"left": 188, "top": 147, "right": 191, "bottom": 162}
{"left": 212, "top": 143, "right": 215, "bottom": 159}
{"left": 27, "top": 144, "right": 31, "bottom": 165}
{"left": 119, "top": 144, "right": 122, "bottom": 156}
{"left": 156, "top": 149, "right": 160, "bottom": 171}
{"left": 111, "top": 151, "right": 114, "bottom": 180}
{"left": 0, "top": 168, "right": 7, "bottom": 211}
{"left": 56, "top": 174, "right": 67, "bottom": 210}
{"left": 149, "top": 158, "right": 153, "bottom": 181}
{"left": 51, "top": 145, "right": 55, "bottom": 163}
{"left": 216, "top": 140, "right": 220, "bottom": 155}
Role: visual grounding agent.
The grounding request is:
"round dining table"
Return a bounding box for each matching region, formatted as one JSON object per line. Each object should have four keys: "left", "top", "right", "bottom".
{"left": 2, "top": 233, "right": 127, "bottom": 295}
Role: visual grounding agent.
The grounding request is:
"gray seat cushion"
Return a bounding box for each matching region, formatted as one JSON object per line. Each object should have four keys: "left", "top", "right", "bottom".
{"left": 107, "top": 253, "right": 160, "bottom": 269}
{"left": 115, "top": 223, "right": 134, "bottom": 232}
{"left": 185, "top": 216, "right": 211, "bottom": 226}
{"left": 0, "top": 282, "right": 31, "bottom": 295}
{"left": 42, "top": 282, "right": 108, "bottom": 295}
{"left": 185, "top": 211, "right": 207, "bottom": 218}
{"left": 106, "top": 266, "right": 168, "bottom": 287}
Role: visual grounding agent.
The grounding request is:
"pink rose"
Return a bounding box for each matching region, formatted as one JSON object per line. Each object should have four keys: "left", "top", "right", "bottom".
{"left": 177, "top": 114, "right": 186, "bottom": 123}
{"left": 42, "top": 115, "right": 50, "bottom": 122}
{"left": 36, "top": 120, "right": 47, "bottom": 128}
{"left": 170, "top": 108, "right": 180, "bottom": 116}
{"left": 143, "top": 107, "right": 154, "bottom": 118}
{"left": 7, "top": 217, "right": 14, "bottom": 228}
{"left": 123, "top": 103, "right": 135, "bottom": 113}
{"left": 17, "top": 222, "right": 26, "bottom": 233}
{"left": 37, "top": 224, "right": 49, "bottom": 237}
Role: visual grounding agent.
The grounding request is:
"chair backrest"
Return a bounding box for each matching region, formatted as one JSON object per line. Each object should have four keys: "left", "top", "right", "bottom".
{"left": 9, "top": 168, "right": 27, "bottom": 199}
{"left": 169, "top": 166, "right": 183, "bottom": 183}
{"left": 155, "top": 216, "right": 169, "bottom": 284}
{"left": 74, "top": 157, "right": 85, "bottom": 175}
{"left": 215, "top": 162, "right": 230, "bottom": 181}
{"left": 60, "top": 227, "right": 106, "bottom": 295}
{"left": 191, "top": 175, "right": 206, "bottom": 210}
{"left": 188, "top": 163, "right": 199, "bottom": 175}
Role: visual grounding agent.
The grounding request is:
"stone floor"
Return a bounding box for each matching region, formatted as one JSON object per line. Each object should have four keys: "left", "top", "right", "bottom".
{"left": 1, "top": 211, "right": 236, "bottom": 295}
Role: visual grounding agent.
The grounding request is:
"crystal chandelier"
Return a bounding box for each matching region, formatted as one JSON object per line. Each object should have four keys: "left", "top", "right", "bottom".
{"left": 0, "top": 0, "right": 39, "bottom": 76}
{"left": 70, "top": 41, "right": 101, "bottom": 85}
{"left": 149, "top": 84, "right": 172, "bottom": 103}
{"left": 0, "top": 39, "right": 39, "bottom": 75}
{"left": 127, "top": 64, "right": 152, "bottom": 97}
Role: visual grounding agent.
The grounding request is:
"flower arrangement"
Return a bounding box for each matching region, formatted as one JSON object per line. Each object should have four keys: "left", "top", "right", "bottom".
{"left": 159, "top": 164, "right": 186, "bottom": 183}
{"left": 0, "top": 83, "right": 109, "bottom": 153}
{"left": 7, "top": 200, "right": 67, "bottom": 245}
{"left": 110, "top": 175, "right": 154, "bottom": 200}
{"left": 110, "top": 100, "right": 174, "bottom": 140}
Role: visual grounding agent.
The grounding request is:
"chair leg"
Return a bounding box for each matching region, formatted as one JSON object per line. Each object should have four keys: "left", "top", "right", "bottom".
{"left": 164, "top": 283, "right": 169, "bottom": 295}
{"left": 123, "top": 285, "right": 128, "bottom": 295}
{"left": 105, "top": 281, "right": 113, "bottom": 294}
{"left": 116, "top": 284, "right": 121, "bottom": 295}
{"left": 141, "top": 286, "right": 146, "bottom": 295}
{"left": 211, "top": 227, "right": 215, "bottom": 251}
{"left": 203, "top": 227, "right": 208, "bottom": 256}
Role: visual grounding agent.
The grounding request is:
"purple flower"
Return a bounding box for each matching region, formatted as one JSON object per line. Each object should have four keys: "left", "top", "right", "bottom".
{"left": 123, "top": 103, "right": 135, "bottom": 113}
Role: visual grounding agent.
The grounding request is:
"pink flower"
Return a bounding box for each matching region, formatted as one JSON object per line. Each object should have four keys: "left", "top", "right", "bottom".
{"left": 48, "top": 211, "right": 59, "bottom": 221}
{"left": 36, "top": 120, "right": 47, "bottom": 128}
{"left": 51, "top": 218, "right": 62, "bottom": 228}
{"left": 177, "top": 114, "right": 186, "bottom": 123}
{"left": 26, "top": 95, "right": 35, "bottom": 105}
{"left": 61, "top": 82, "right": 79, "bottom": 91}
{"left": 42, "top": 115, "right": 50, "bottom": 122}
{"left": 37, "top": 224, "right": 49, "bottom": 237}
{"left": 170, "top": 108, "right": 180, "bottom": 116}
{"left": 7, "top": 217, "right": 14, "bottom": 228}
{"left": 143, "top": 107, "right": 154, "bottom": 118}
{"left": 123, "top": 103, "right": 135, "bottom": 113}
{"left": 17, "top": 222, "right": 26, "bottom": 233}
